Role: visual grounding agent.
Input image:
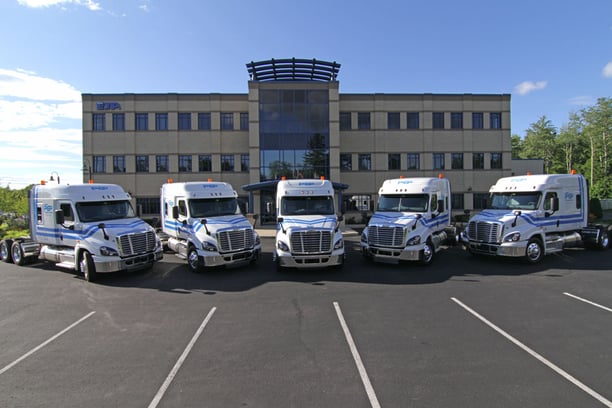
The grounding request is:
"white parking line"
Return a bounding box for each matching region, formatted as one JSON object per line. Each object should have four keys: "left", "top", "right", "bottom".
{"left": 148, "top": 307, "right": 216, "bottom": 408}
{"left": 451, "top": 297, "right": 612, "bottom": 407}
{"left": 333, "top": 302, "right": 381, "bottom": 408}
{"left": 0, "top": 311, "right": 96, "bottom": 375}
{"left": 564, "top": 292, "right": 612, "bottom": 313}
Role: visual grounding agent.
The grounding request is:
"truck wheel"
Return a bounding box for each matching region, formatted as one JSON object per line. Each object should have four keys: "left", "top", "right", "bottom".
{"left": 420, "top": 239, "right": 434, "bottom": 265}
{"left": 1, "top": 240, "right": 13, "bottom": 263}
{"left": 80, "top": 251, "right": 97, "bottom": 282}
{"left": 187, "top": 246, "right": 201, "bottom": 272}
{"left": 596, "top": 227, "right": 609, "bottom": 250}
{"left": 525, "top": 238, "right": 543, "bottom": 264}
{"left": 11, "top": 241, "right": 25, "bottom": 266}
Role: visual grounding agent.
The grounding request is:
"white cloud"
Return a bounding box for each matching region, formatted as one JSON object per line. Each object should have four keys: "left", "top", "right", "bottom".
{"left": 568, "top": 96, "right": 596, "bottom": 106}
{"left": 0, "top": 69, "right": 83, "bottom": 188}
{"left": 603, "top": 61, "right": 612, "bottom": 78}
{"left": 17, "top": 0, "right": 101, "bottom": 11}
{"left": 514, "top": 80, "right": 548, "bottom": 96}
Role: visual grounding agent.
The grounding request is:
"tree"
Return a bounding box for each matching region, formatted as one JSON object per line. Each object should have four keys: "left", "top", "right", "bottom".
{"left": 520, "top": 116, "right": 562, "bottom": 173}
{"left": 511, "top": 134, "right": 523, "bottom": 159}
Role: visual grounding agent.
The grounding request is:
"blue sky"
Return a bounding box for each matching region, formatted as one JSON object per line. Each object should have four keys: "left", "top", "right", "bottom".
{"left": 1, "top": 0, "right": 610, "bottom": 188}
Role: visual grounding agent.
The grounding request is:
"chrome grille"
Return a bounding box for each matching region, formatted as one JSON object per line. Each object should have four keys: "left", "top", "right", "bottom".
{"left": 367, "top": 225, "right": 404, "bottom": 247}
{"left": 217, "top": 229, "right": 254, "bottom": 253}
{"left": 118, "top": 231, "right": 156, "bottom": 256}
{"left": 290, "top": 230, "right": 332, "bottom": 254}
{"left": 467, "top": 221, "right": 501, "bottom": 243}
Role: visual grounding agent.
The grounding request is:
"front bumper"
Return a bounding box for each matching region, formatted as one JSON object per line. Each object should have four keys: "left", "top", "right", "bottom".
{"left": 93, "top": 248, "right": 163, "bottom": 273}
{"left": 197, "top": 247, "right": 260, "bottom": 268}
{"left": 277, "top": 252, "right": 344, "bottom": 269}
{"left": 463, "top": 239, "right": 526, "bottom": 258}
{"left": 361, "top": 243, "right": 422, "bottom": 264}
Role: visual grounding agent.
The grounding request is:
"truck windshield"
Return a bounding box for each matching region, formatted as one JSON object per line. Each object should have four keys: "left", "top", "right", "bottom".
{"left": 189, "top": 197, "right": 240, "bottom": 218}
{"left": 489, "top": 192, "right": 541, "bottom": 210}
{"left": 76, "top": 200, "right": 135, "bottom": 222}
{"left": 281, "top": 196, "right": 335, "bottom": 216}
{"left": 378, "top": 194, "right": 428, "bottom": 212}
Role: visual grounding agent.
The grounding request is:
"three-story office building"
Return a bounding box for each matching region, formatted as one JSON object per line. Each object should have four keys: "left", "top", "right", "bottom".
{"left": 82, "top": 58, "right": 514, "bottom": 221}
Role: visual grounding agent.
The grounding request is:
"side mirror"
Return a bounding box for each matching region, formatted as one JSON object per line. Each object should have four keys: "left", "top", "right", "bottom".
{"left": 54, "top": 209, "right": 65, "bottom": 225}
{"left": 337, "top": 214, "right": 344, "bottom": 222}
{"left": 438, "top": 199, "right": 445, "bottom": 212}
{"left": 172, "top": 206, "right": 179, "bottom": 219}
{"left": 551, "top": 197, "right": 559, "bottom": 212}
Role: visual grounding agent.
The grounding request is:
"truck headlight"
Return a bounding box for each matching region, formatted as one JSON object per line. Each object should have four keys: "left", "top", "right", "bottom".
{"left": 100, "top": 246, "right": 119, "bottom": 256}
{"left": 334, "top": 238, "right": 344, "bottom": 250}
{"left": 277, "top": 241, "right": 289, "bottom": 252}
{"left": 202, "top": 241, "right": 218, "bottom": 252}
{"left": 503, "top": 232, "right": 521, "bottom": 242}
{"left": 254, "top": 232, "right": 261, "bottom": 246}
{"left": 406, "top": 236, "right": 421, "bottom": 246}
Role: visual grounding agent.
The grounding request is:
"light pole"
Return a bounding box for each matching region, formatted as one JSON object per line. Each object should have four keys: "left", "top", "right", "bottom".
{"left": 49, "top": 171, "right": 60, "bottom": 184}
{"left": 82, "top": 159, "right": 93, "bottom": 184}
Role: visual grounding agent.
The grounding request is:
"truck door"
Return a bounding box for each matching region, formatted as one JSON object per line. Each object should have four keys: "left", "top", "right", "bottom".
{"left": 176, "top": 198, "right": 190, "bottom": 239}
{"left": 57, "top": 201, "right": 78, "bottom": 247}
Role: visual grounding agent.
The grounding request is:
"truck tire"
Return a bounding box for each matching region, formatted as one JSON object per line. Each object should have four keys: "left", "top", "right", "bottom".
{"left": 420, "top": 239, "right": 434, "bottom": 265}
{"left": 525, "top": 238, "right": 543, "bottom": 264}
{"left": 79, "top": 251, "right": 97, "bottom": 282}
{"left": 187, "top": 246, "right": 201, "bottom": 272}
{"left": 1, "top": 240, "right": 13, "bottom": 263}
{"left": 11, "top": 241, "right": 26, "bottom": 266}
{"left": 596, "top": 226, "right": 609, "bottom": 250}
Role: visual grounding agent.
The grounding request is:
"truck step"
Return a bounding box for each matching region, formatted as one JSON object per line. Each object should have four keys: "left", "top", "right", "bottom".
{"left": 55, "top": 262, "right": 76, "bottom": 270}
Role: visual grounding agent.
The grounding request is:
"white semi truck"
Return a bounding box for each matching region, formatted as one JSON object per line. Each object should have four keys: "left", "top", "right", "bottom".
{"left": 160, "top": 181, "right": 261, "bottom": 271}
{"left": 274, "top": 178, "right": 345, "bottom": 270}
{"left": 0, "top": 183, "right": 163, "bottom": 282}
{"left": 360, "top": 176, "right": 453, "bottom": 265}
{"left": 460, "top": 173, "right": 610, "bottom": 263}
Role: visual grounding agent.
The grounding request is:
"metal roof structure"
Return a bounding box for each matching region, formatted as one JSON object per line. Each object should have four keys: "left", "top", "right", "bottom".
{"left": 246, "top": 58, "right": 341, "bottom": 82}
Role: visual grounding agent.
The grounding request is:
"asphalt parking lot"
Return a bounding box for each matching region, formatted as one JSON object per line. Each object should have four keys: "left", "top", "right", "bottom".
{"left": 1, "top": 232, "right": 611, "bottom": 408}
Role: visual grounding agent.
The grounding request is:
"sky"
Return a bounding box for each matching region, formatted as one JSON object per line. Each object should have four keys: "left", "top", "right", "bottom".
{"left": 0, "top": 0, "right": 610, "bottom": 189}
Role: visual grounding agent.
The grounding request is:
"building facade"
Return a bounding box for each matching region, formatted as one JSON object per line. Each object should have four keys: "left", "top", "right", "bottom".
{"left": 82, "top": 58, "right": 515, "bottom": 221}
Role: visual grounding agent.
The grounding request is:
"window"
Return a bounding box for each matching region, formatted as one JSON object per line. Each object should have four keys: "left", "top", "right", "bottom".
{"left": 156, "top": 155, "right": 168, "bottom": 172}
{"left": 433, "top": 153, "right": 445, "bottom": 169}
{"left": 451, "top": 153, "right": 463, "bottom": 169}
{"left": 407, "top": 153, "right": 420, "bottom": 170}
{"left": 544, "top": 192, "right": 558, "bottom": 211}
{"left": 178, "top": 155, "right": 192, "bottom": 172}
{"left": 198, "top": 112, "right": 211, "bottom": 130}
{"left": 136, "top": 113, "right": 148, "bottom": 130}
{"left": 93, "top": 113, "right": 105, "bottom": 131}
{"left": 112, "top": 113, "right": 125, "bottom": 131}
{"left": 388, "top": 153, "right": 401, "bottom": 170}
{"left": 240, "top": 112, "right": 249, "bottom": 130}
{"left": 452, "top": 194, "right": 464, "bottom": 210}
{"left": 340, "top": 112, "right": 351, "bottom": 130}
{"left": 358, "top": 154, "right": 371, "bottom": 171}
{"left": 473, "top": 193, "right": 489, "bottom": 210}
{"left": 451, "top": 112, "right": 463, "bottom": 129}
{"left": 407, "top": 112, "right": 419, "bottom": 129}
{"left": 491, "top": 152, "right": 502, "bottom": 169}
{"left": 432, "top": 112, "right": 445, "bottom": 129}
{"left": 136, "top": 155, "right": 149, "bottom": 172}
{"left": 472, "top": 112, "right": 483, "bottom": 129}
{"left": 473, "top": 152, "right": 484, "bottom": 169}
{"left": 357, "top": 112, "right": 370, "bottom": 130}
{"left": 221, "top": 113, "right": 234, "bottom": 130}
{"left": 240, "top": 154, "right": 249, "bottom": 172}
{"left": 340, "top": 153, "right": 352, "bottom": 171}
{"left": 490, "top": 112, "right": 502, "bottom": 129}
{"left": 156, "top": 113, "right": 168, "bottom": 130}
{"left": 388, "top": 112, "right": 400, "bottom": 129}
{"left": 93, "top": 155, "right": 105, "bottom": 173}
{"left": 198, "top": 154, "right": 212, "bottom": 172}
{"left": 178, "top": 112, "right": 191, "bottom": 130}
{"left": 221, "top": 154, "right": 234, "bottom": 171}
{"left": 113, "top": 155, "right": 126, "bottom": 173}
{"left": 136, "top": 198, "right": 160, "bottom": 216}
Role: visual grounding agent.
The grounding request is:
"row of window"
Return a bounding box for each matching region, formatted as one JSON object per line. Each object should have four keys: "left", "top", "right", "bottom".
{"left": 340, "top": 152, "right": 503, "bottom": 171}
{"left": 339, "top": 111, "right": 502, "bottom": 130}
{"left": 91, "top": 154, "right": 250, "bottom": 173}
{"left": 92, "top": 112, "right": 249, "bottom": 132}
{"left": 92, "top": 110, "right": 502, "bottom": 132}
